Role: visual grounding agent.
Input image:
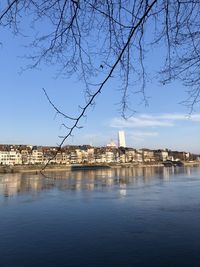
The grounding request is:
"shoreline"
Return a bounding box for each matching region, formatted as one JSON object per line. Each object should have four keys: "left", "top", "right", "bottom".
{"left": 0, "top": 162, "right": 200, "bottom": 174}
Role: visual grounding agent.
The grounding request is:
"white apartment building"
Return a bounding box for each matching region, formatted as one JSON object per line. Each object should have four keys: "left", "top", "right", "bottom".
{"left": 30, "top": 148, "right": 43, "bottom": 164}
{"left": 160, "top": 150, "right": 169, "bottom": 161}
{"left": 106, "top": 151, "right": 114, "bottom": 163}
{"left": 0, "top": 150, "right": 22, "bottom": 165}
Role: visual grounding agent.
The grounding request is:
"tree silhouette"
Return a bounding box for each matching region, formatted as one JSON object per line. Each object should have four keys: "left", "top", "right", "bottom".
{"left": 1, "top": 0, "right": 200, "bottom": 167}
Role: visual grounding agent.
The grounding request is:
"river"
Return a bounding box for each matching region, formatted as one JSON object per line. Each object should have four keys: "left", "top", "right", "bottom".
{"left": 0, "top": 166, "right": 200, "bottom": 266}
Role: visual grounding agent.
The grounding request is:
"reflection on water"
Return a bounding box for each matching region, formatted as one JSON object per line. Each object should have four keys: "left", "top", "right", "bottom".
{"left": 0, "top": 166, "right": 198, "bottom": 198}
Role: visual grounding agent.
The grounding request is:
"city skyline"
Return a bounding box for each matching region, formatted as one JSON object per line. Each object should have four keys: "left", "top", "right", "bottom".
{"left": 0, "top": 135, "right": 199, "bottom": 155}
{"left": 0, "top": 142, "right": 198, "bottom": 167}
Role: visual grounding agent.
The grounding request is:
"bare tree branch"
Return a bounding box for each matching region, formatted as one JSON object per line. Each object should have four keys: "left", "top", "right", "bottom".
{"left": 1, "top": 0, "right": 200, "bottom": 172}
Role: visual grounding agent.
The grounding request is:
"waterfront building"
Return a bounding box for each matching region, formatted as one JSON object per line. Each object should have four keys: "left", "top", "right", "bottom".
{"left": 55, "top": 152, "right": 63, "bottom": 164}
{"left": 30, "top": 147, "right": 43, "bottom": 164}
{"left": 20, "top": 149, "right": 31, "bottom": 165}
{"left": 0, "top": 148, "right": 22, "bottom": 165}
{"left": 135, "top": 150, "right": 143, "bottom": 162}
{"left": 87, "top": 148, "right": 95, "bottom": 164}
{"left": 70, "top": 151, "right": 77, "bottom": 164}
{"left": 142, "top": 149, "right": 156, "bottom": 162}
{"left": 62, "top": 152, "right": 70, "bottom": 165}
{"left": 0, "top": 151, "right": 11, "bottom": 165}
{"left": 168, "top": 151, "right": 191, "bottom": 161}
{"left": 105, "top": 151, "right": 114, "bottom": 163}
{"left": 154, "top": 149, "right": 169, "bottom": 162}
{"left": 81, "top": 150, "right": 89, "bottom": 163}
{"left": 124, "top": 149, "right": 137, "bottom": 163}
{"left": 75, "top": 149, "right": 83, "bottom": 164}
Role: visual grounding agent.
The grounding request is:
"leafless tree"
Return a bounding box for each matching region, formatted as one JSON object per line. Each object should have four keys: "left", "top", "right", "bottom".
{"left": 1, "top": 0, "right": 200, "bottom": 167}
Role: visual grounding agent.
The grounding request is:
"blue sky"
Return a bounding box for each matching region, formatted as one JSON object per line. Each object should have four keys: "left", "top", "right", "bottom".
{"left": 0, "top": 28, "right": 200, "bottom": 154}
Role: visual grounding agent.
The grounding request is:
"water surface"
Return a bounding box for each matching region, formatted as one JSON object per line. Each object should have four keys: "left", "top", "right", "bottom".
{"left": 0, "top": 166, "right": 200, "bottom": 266}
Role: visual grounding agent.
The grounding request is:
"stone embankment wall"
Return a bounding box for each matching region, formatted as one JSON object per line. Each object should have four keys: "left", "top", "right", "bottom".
{"left": 0, "top": 165, "right": 71, "bottom": 174}
{"left": 0, "top": 162, "right": 199, "bottom": 174}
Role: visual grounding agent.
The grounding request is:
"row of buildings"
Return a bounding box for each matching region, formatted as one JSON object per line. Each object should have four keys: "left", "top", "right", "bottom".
{"left": 0, "top": 144, "right": 199, "bottom": 166}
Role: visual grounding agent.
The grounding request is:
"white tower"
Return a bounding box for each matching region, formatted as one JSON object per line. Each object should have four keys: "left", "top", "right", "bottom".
{"left": 118, "top": 131, "right": 126, "bottom": 147}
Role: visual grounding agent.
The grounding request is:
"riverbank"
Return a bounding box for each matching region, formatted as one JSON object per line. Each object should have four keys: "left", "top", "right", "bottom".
{"left": 0, "top": 164, "right": 71, "bottom": 174}
{"left": 0, "top": 162, "right": 199, "bottom": 174}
